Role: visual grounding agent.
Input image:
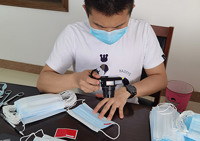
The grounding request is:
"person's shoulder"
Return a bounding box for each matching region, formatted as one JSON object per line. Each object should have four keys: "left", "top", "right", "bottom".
{"left": 63, "top": 20, "right": 89, "bottom": 33}
{"left": 129, "top": 18, "right": 150, "bottom": 28}
{"left": 128, "top": 18, "right": 152, "bottom": 34}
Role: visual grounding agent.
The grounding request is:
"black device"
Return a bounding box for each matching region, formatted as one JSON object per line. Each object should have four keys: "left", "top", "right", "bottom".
{"left": 125, "top": 84, "right": 137, "bottom": 99}
{"left": 90, "top": 69, "right": 137, "bottom": 98}
{"left": 99, "top": 76, "right": 122, "bottom": 98}
{"left": 90, "top": 69, "right": 123, "bottom": 98}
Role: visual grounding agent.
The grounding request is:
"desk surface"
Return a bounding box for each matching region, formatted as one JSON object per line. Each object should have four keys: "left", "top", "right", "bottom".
{"left": 0, "top": 83, "right": 151, "bottom": 141}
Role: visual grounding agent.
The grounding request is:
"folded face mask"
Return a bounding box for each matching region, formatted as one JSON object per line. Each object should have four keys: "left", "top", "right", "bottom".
{"left": 150, "top": 103, "right": 186, "bottom": 141}
{"left": 182, "top": 112, "right": 200, "bottom": 140}
{"left": 20, "top": 129, "right": 65, "bottom": 141}
{"left": 15, "top": 90, "right": 77, "bottom": 125}
{"left": 188, "top": 114, "right": 200, "bottom": 134}
{"left": 3, "top": 90, "right": 77, "bottom": 126}
{"left": 67, "top": 103, "right": 120, "bottom": 140}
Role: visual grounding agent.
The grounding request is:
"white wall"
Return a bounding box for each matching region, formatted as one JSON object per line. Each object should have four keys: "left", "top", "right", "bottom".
{"left": 0, "top": 0, "right": 200, "bottom": 91}
{"left": 0, "top": 0, "right": 86, "bottom": 65}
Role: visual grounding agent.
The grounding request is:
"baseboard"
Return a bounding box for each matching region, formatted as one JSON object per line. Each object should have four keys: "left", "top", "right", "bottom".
{"left": 161, "top": 89, "right": 200, "bottom": 103}
{"left": 0, "top": 59, "right": 73, "bottom": 74}
{"left": 0, "top": 59, "right": 43, "bottom": 74}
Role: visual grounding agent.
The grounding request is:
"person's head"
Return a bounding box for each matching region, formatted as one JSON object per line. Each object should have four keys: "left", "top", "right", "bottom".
{"left": 84, "top": 0, "right": 134, "bottom": 17}
{"left": 83, "top": 0, "right": 135, "bottom": 32}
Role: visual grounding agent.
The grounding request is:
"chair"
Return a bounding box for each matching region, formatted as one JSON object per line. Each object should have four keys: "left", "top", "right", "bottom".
{"left": 138, "top": 25, "right": 174, "bottom": 106}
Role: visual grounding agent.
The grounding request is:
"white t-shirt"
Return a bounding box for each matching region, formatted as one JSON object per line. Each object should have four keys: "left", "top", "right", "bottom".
{"left": 46, "top": 18, "right": 164, "bottom": 103}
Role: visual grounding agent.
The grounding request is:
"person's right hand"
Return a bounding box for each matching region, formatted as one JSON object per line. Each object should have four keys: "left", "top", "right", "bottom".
{"left": 74, "top": 70, "right": 100, "bottom": 93}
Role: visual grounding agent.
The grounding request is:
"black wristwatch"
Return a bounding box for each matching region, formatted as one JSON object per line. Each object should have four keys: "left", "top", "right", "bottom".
{"left": 125, "top": 84, "right": 137, "bottom": 99}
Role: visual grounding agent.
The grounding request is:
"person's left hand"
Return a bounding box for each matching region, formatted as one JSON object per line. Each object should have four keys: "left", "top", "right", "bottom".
{"left": 93, "top": 87, "right": 130, "bottom": 121}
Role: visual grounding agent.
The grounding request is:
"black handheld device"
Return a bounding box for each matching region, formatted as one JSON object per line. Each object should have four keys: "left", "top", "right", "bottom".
{"left": 90, "top": 69, "right": 123, "bottom": 98}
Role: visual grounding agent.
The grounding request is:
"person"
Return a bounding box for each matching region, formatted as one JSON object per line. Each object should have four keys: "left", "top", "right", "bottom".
{"left": 37, "top": 0, "right": 167, "bottom": 121}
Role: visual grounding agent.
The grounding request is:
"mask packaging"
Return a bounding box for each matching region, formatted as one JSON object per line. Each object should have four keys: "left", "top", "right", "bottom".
{"left": 2, "top": 90, "right": 77, "bottom": 134}
{"left": 67, "top": 102, "right": 120, "bottom": 140}
{"left": 20, "top": 129, "right": 65, "bottom": 141}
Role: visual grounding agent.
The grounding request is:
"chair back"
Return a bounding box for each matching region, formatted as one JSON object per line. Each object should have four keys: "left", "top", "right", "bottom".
{"left": 152, "top": 25, "right": 174, "bottom": 66}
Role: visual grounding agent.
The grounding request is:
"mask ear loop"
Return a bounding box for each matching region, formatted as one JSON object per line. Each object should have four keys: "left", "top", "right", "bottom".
{"left": 99, "top": 123, "right": 120, "bottom": 140}
{"left": 156, "top": 103, "right": 176, "bottom": 114}
{"left": 156, "top": 103, "right": 186, "bottom": 136}
{"left": 20, "top": 129, "right": 44, "bottom": 141}
{"left": 66, "top": 99, "right": 85, "bottom": 111}
{"left": 20, "top": 132, "right": 35, "bottom": 141}
{"left": 2, "top": 105, "right": 21, "bottom": 125}
{"left": 19, "top": 124, "right": 26, "bottom": 135}
{"left": 35, "top": 129, "right": 45, "bottom": 137}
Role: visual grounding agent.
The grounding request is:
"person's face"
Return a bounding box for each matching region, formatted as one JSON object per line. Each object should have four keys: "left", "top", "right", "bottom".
{"left": 84, "top": 6, "right": 132, "bottom": 32}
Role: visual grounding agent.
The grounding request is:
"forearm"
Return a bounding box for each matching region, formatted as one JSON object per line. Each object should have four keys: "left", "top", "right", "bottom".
{"left": 133, "top": 73, "right": 167, "bottom": 97}
{"left": 37, "top": 71, "right": 77, "bottom": 93}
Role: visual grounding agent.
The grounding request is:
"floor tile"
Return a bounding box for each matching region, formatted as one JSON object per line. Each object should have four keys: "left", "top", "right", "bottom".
{"left": 186, "top": 101, "right": 200, "bottom": 113}
{"left": 0, "top": 68, "right": 39, "bottom": 87}
{"left": 160, "top": 96, "right": 200, "bottom": 113}
{"left": 0, "top": 68, "right": 4, "bottom": 73}
{"left": 143, "top": 96, "right": 154, "bottom": 101}
{"left": 142, "top": 96, "right": 200, "bottom": 114}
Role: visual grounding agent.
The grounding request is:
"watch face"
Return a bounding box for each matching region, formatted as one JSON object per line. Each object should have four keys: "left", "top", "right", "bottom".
{"left": 127, "top": 84, "right": 136, "bottom": 94}
{"left": 126, "top": 84, "right": 136, "bottom": 99}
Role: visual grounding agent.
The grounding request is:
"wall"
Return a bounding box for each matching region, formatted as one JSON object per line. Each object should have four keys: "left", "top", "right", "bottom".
{"left": 0, "top": 0, "right": 200, "bottom": 91}
{"left": 0, "top": 0, "right": 86, "bottom": 66}
{"left": 133, "top": 0, "right": 200, "bottom": 92}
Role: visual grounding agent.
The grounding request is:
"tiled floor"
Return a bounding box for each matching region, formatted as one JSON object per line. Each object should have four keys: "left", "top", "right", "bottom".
{"left": 1, "top": 67, "right": 200, "bottom": 113}
{"left": 0, "top": 68, "right": 39, "bottom": 87}
{"left": 143, "top": 95, "right": 200, "bottom": 113}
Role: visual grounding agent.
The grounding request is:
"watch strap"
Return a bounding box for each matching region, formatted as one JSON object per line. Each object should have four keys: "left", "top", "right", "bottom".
{"left": 125, "top": 84, "right": 137, "bottom": 99}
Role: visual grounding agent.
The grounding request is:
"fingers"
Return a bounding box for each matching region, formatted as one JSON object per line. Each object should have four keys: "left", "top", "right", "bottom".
{"left": 98, "top": 99, "right": 114, "bottom": 119}
{"left": 84, "top": 70, "right": 100, "bottom": 87}
{"left": 93, "top": 97, "right": 126, "bottom": 121}
{"left": 92, "top": 71, "right": 101, "bottom": 79}
{"left": 87, "top": 76, "right": 99, "bottom": 85}
{"left": 95, "top": 93, "right": 104, "bottom": 98}
{"left": 93, "top": 98, "right": 117, "bottom": 120}
{"left": 87, "top": 70, "right": 100, "bottom": 85}
{"left": 93, "top": 98, "right": 109, "bottom": 114}
{"left": 107, "top": 105, "right": 117, "bottom": 121}
{"left": 119, "top": 106, "right": 124, "bottom": 119}
{"left": 81, "top": 84, "right": 100, "bottom": 93}
{"left": 107, "top": 103, "right": 124, "bottom": 120}
{"left": 77, "top": 70, "right": 100, "bottom": 93}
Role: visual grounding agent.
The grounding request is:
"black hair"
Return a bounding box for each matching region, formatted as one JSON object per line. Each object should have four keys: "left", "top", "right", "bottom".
{"left": 84, "top": 0, "right": 134, "bottom": 16}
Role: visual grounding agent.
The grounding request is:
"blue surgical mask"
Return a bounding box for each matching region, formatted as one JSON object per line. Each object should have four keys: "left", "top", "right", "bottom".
{"left": 188, "top": 114, "right": 200, "bottom": 133}
{"left": 67, "top": 103, "right": 120, "bottom": 140}
{"left": 90, "top": 26, "right": 128, "bottom": 45}
{"left": 176, "top": 111, "right": 200, "bottom": 141}
{"left": 150, "top": 103, "right": 186, "bottom": 141}
{"left": 3, "top": 90, "right": 77, "bottom": 125}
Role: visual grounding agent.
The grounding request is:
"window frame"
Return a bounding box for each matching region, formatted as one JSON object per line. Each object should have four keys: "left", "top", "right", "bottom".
{"left": 0, "top": 0, "right": 68, "bottom": 12}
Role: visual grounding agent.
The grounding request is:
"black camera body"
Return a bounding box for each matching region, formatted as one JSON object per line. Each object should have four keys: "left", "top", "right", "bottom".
{"left": 99, "top": 76, "right": 122, "bottom": 98}
{"left": 90, "top": 69, "right": 124, "bottom": 98}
